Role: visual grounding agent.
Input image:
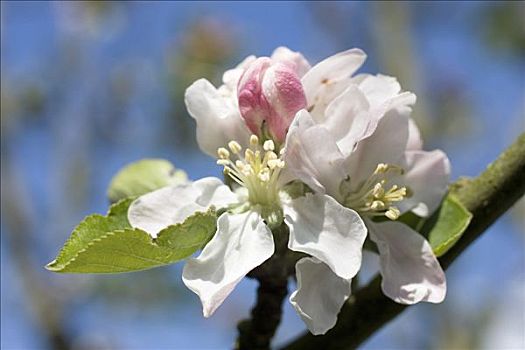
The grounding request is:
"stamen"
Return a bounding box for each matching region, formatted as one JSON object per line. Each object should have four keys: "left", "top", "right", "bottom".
{"left": 217, "top": 147, "right": 230, "bottom": 159}
{"left": 258, "top": 168, "right": 270, "bottom": 182}
{"left": 374, "top": 163, "right": 389, "bottom": 174}
{"left": 245, "top": 149, "right": 255, "bottom": 162}
{"left": 215, "top": 134, "right": 285, "bottom": 206}
{"left": 267, "top": 159, "right": 280, "bottom": 169}
{"left": 263, "top": 140, "right": 275, "bottom": 151}
{"left": 228, "top": 141, "right": 242, "bottom": 154}
{"left": 385, "top": 207, "right": 401, "bottom": 220}
{"left": 344, "top": 163, "right": 410, "bottom": 221}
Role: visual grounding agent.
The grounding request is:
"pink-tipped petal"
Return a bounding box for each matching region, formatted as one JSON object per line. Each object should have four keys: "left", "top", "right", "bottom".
{"left": 262, "top": 63, "right": 307, "bottom": 141}
{"left": 271, "top": 46, "right": 311, "bottom": 77}
{"left": 238, "top": 57, "right": 307, "bottom": 142}
{"left": 237, "top": 57, "right": 273, "bottom": 136}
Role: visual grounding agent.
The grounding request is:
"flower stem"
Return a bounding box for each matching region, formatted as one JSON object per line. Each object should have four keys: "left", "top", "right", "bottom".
{"left": 236, "top": 224, "right": 294, "bottom": 350}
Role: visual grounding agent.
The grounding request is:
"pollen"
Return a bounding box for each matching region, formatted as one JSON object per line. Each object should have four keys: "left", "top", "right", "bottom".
{"left": 216, "top": 134, "right": 285, "bottom": 206}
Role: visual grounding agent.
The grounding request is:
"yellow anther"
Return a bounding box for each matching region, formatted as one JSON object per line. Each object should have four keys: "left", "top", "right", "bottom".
{"left": 245, "top": 149, "right": 255, "bottom": 162}
{"left": 385, "top": 207, "right": 401, "bottom": 220}
{"left": 242, "top": 167, "right": 253, "bottom": 176}
{"left": 344, "top": 162, "right": 409, "bottom": 221}
{"left": 370, "top": 200, "right": 385, "bottom": 210}
{"left": 263, "top": 140, "right": 275, "bottom": 151}
{"left": 250, "top": 135, "right": 259, "bottom": 146}
{"left": 235, "top": 160, "right": 244, "bottom": 169}
{"left": 374, "top": 163, "right": 389, "bottom": 174}
{"left": 215, "top": 136, "right": 285, "bottom": 207}
{"left": 258, "top": 168, "right": 270, "bottom": 182}
{"left": 267, "top": 159, "right": 280, "bottom": 169}
{"left": 217, "top": 147, "right": 230, "bottom": 159}
{"left": 372, "top": 183, "right": 384, "bottom": 198}
{"left": 228, "top": 141, "right": 242, "bottom": 154}
{"left": 266, "top": 151, "right": 277, "bottom": 161}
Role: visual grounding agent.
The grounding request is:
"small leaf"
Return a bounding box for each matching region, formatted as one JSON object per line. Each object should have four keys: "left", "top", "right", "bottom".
{"left": 47, "top": 203, "right": 217, "bottom": 273}
{"left": 107, "top": 159, "right": 188, "bottom": 203}
{"left": 47, "top": 198, "right": 134, "bottom": 271}
{"left": 424, "top": 194, "right": 473, "bottom": 257}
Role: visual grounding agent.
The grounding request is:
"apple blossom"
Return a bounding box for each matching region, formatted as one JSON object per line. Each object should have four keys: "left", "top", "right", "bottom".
{"left": 130, "top": 46, "right": 450, "bottom": 337}
{"left": 285, "top": 62, "right": 450, "bottom": 307}
{"left": 127, "top": 133, "right": 366, "bottom": 334}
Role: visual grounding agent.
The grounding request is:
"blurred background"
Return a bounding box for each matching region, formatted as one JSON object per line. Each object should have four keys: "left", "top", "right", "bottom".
{"left": 1, "top": 1, "right": 524, "bottom": 349}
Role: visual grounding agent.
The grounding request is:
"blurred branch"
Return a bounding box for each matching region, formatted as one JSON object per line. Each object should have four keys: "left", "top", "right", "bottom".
{"left": 281, "top": 132, "right": 525, "bottom": 350}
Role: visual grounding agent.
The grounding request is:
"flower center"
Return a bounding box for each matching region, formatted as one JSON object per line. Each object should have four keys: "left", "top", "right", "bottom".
{"left": 342, "top": 163, "right": 410, "bottom": 220}
{"left": 216, "top": 135, "right": 285, "bottom": 207}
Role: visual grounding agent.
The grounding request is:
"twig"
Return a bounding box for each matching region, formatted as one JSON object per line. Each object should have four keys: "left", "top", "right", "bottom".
{"left": 236, "top": 224, "right": 294, "bottom": 350}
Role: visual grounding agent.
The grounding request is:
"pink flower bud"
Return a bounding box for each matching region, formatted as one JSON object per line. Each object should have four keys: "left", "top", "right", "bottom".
{"left": 238, "top": 57, "right": 307, "bottom": 142}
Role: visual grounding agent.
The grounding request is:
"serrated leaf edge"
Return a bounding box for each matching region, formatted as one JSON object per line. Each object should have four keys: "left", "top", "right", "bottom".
{"left": 47, "top": 198, "right": 133, "bottom": 270}
{"left": 47, "top": 208, "right": 217, "bottom": 273}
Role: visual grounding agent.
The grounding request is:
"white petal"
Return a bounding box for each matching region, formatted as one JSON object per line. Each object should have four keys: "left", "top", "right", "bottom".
{"left": 323, "top": 84, "right": 375, "bottom": 153}
{"left": 345, "top": 108, "right": 410, "bottom": 187}
{"left": 182, "top": 211, "right": 274, "bottom": 317}
{"left": 302, "top": 48, "right": 366, "bottom": 110}
{"left": 185, "top": 79, "right": 251, "bottom": 157}
{"left": 128, "top": 177, "right": 237, "bottom": 237}
{"left": 222, "top": 55, "right": 257, "bottom": 90}
{"left": 271, "top": 46, "right": 311, "bottom": 77}
{"left": 290, "top": 257, "right": 351, "bottom": 335}
{"left": 284, "top": 193, "right": 367, "bottom": 279}
{"left": 368, "top": 220, "right": 446, "bottom": 304}
{"left": 306, "top": 78, "right": 352, "bottom": 121}
{"left": 396, "top": 150, "right": 451, "bottom": 217}
{"left": 352, "top": 74, "right": 402, "bottom": 108}
{"left": 407, "top": 118, "right": 423, "bottom": 151}
{"left": 283, "top": 110, "right": 346, "bottom": 197}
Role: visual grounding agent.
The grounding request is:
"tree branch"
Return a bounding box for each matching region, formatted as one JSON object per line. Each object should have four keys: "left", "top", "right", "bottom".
{"left": 281, "top": 132, "right": 525, "bottom": 350}
{"left": 236, "top": 224, "right": 295, "bottom": 350}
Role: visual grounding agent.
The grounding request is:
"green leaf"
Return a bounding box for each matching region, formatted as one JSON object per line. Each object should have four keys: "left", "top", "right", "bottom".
{"left": 46, "top": 202, "right": 217, "bottom": 273}
{"left": 47, "top": 198, "right": 134, "bottom": 271}
{"left": 424, "top": 194, "right": 473, "bottom": 257}
{"left": 107, "top": 159, "right": 188, "bottom": 203}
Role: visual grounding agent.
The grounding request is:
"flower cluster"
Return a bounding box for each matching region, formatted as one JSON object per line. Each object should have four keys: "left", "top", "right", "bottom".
{"left": 128, "top": 47, "right": 449, "bottom": 334}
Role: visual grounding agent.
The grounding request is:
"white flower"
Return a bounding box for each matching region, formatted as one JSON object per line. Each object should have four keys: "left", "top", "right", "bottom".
{"left": 284, "top": 50, "right": 450, "bottom": 306}
{"left": 130, "top": 47, "right": 448, "bottom": 336}
{"left": 128, "top": 135, "right": 366, "bottom": 334}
